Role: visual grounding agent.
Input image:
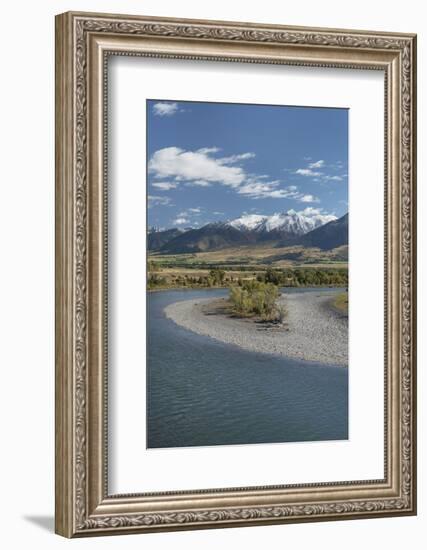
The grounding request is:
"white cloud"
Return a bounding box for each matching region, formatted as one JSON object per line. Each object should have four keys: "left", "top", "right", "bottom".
{"left": 194, "top": 148, "right": 255, "bottom": 164}
{"left": 322, "top": 175, "right": 343, "bottom": 182}
{"left": 295, "top": 168, "right": 322, "bottom": 177}
{"left": 237, "top": 181, "right": 276, "bottom": 197}
{"left": 151, "top": 181, "right": 177, "bottom": 190}
{"left": 237, "top": 179, "right": 305, "bottom": 200}
{"left": 219, "top": 152, "right": 256, "bottom": 164}
{"left": 173, "top": 208, "right": 203, "bottom": 226}
{"left": 149, "top": 147, "right": 246, "bottom": 187}
{"left": 197, "top": 147, "right": 221, "bottom": 154}
{"left": 185, "top": 179, "right": 211, "bottom": 187}
{"left": 148, "top": 146, "right": 326, "bottom": 205}
{"left": 148, "top": 195, "right": 173, "bottom": 207}
{"left": 237, "top": 179, "right": 291, "bottom": 199}
{"left": 302, "top": 207, "right": 336, "bottom": 223}
{"left": 300, "top": 194, "right": 320, "bottom": 203}
{"left": 174, "top": 217, "right": 189, "bottom": 225}
{"left": 309, "top": 160, "right": 325, "bottom": 169}
{"left": 268, "top": 189, "right": 298, "bottom": 199}
{"left": 294, "top": 159, "right": 347, "bottom": 183}
{"left": 236, "top": 177, "right": 320, "bottom": 203}
{"left": 152, "top": 102, "right": 179, "bottom": 117}
{"left": 301, "top": 207, "right": 321, "bottom": 215}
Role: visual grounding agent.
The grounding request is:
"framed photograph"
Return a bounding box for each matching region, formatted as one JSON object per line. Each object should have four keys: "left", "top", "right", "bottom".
{"left": 55, "top": 11, "right": 417, "bottom": 537}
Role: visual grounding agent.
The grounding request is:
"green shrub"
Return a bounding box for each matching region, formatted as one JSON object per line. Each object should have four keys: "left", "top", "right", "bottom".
{"left": 147, "top": 273, "right": 167, "bottom": 289}
{"left": 229, "top": 280, "right": 282, "bottom": 320}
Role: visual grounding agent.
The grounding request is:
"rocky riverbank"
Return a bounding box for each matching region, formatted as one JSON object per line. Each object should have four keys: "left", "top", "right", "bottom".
{"left": 164, "top": 290, "right": 348, "bottom": 367}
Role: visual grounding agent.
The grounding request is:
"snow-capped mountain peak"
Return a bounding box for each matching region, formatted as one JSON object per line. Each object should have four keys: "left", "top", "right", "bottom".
{"left": 226, "top": 209, "right": 337, "bottom": 236}
{"left": 227, "top": 214, "right": 267, "bottom": 231}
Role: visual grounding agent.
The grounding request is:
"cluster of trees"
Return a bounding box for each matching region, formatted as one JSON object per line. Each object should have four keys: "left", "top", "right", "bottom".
{"left": 147, "top": 268, "right": 229, "bottom": 290}
{"left": 229, "top": 280, "right": 286, "bottom": 322}
{"left": 147, "top": 273, "right": 167, "bottom": 289}
{"left": 147, "top": 264, "right": 348, "bottom": 290}
{"left": 258, "top": 267, "right": 348, "bottom": 287}
{"left": 208, "top": 269, "right": 226, "bottom": 285}
{"left": 147, "top": 260, "right": 159, "bottom": 272}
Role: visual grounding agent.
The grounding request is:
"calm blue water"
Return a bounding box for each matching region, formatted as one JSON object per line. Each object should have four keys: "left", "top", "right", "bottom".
{"left": 147, "top": 288, "right": 348, "bottom": 448}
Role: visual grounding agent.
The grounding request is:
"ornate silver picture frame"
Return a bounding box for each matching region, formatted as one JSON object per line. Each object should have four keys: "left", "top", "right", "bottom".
{"left": 55, "top": 11, "right": 417, "bottom": 537}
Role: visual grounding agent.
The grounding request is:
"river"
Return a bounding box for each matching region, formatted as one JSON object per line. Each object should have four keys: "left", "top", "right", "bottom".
{"left": 147, "top": 288, "right": 348, "bottom": 448}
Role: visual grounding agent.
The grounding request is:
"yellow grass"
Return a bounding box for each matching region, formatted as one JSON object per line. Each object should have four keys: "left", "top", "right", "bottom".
{"left": 150, "top": 243, "right": 348, "bottom": 270}
{"left": 332, "top": 292, "right": 349, "bottom": 314}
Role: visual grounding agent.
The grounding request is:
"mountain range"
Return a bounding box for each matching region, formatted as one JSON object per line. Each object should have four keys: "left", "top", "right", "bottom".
{"left": 147, "top": 228, "right": 185, "bottom": 251}
{"left": 148, "top": 210, "right": 348, "bottom": 254}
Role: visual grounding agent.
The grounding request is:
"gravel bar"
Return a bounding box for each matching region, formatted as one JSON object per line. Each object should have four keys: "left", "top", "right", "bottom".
{"left": 164, "top": 291, "right": 348, "bottom": 367}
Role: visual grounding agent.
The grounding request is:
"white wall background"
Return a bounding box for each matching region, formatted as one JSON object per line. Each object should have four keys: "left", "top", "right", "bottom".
{"left": 0, "top": 1, "right": 424, "bottom": 548}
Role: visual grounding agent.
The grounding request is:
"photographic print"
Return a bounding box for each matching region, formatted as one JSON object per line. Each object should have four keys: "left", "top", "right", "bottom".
{"left": 147, "top": 99, "right": 349, "bottom": 449}
{"left": 56, "top": 13, "right": 417, "bottom": 536}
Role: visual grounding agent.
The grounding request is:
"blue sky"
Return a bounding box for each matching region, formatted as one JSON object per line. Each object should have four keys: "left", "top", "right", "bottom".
{"left": 147, "top": 99, "right": 348, "bottom": 229}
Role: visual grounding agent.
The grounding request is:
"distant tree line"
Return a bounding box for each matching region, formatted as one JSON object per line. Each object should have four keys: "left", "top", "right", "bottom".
{"left": 148, "top": 268, "right": 229, "bottom": 290}
{"left": 147, "top": 266, "right": 348, "bottom": 290}
{"left": 257, "top": 267, "right": 348, "bottom": 287}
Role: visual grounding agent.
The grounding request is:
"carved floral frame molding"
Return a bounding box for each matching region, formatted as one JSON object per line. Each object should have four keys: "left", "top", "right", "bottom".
{"left": 55, "top": 11, "right": 416, "bottom": 537}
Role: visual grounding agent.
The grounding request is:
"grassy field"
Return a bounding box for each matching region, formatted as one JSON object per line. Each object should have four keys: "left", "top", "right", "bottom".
{"left": 148, "top": 243, "right": 348, "bottom": 290}
{"left": 149, "top": 243, "right": 348, "bottom": 270}
{"left": 332, "top": 292, "right": 349, "bottom": 314}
